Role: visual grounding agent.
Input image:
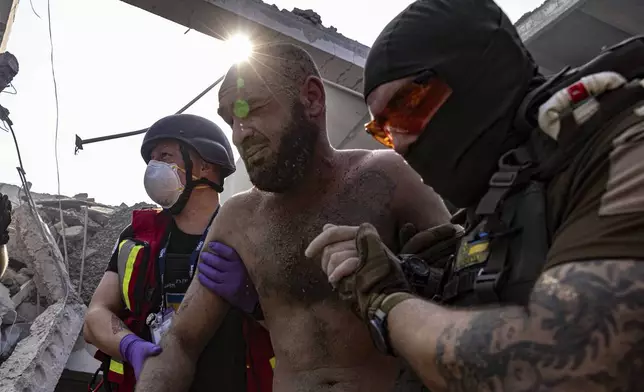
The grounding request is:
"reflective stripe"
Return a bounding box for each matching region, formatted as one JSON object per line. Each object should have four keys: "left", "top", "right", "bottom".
{"left": 269, "top": 357, "right": 276, "bottom": 369}
{"left": 109, "top": 359, "right": 124, "bottom": 375}
{"left": 117, "top": 240, "right": 144, "bottom": 311}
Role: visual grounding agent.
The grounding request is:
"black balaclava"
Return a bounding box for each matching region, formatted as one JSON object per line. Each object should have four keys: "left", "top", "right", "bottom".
{"left": 364, "top": 0, "right": 543, "bottom": 208}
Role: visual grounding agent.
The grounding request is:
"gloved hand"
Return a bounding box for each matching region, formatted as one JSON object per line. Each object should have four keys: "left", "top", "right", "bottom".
{"left": 0, "top": 193, "right": 11, "bottom": 279}
{"left": 118, "top": 334, "right": 162, "bottom": 380}
{"left": 198, "top": 241, "right": 259, "bottom": 313}
{"left": 0, "top": 193, "right": 11, "bottom": 245}
{"left": 306, "top": 223, "right": 412, "bottom": 321}
{"left": 398, "top": 222, "right": 464, "bottom": 267}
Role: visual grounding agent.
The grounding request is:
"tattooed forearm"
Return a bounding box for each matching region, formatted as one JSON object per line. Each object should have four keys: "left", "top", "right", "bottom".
{"left": 433, "top": 260, "right": 644, "bottom": 392}
{"left": 111, "top": 313, "right": 127, "bottom": 335}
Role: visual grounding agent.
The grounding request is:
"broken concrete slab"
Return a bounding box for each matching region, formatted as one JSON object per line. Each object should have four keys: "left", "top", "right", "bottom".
{"left": 38, "top": 207, "right": 101, "bottom": 232}
{"left": 30, "top": 198, "right": 113, "bottom": 212}
{"left": 0, "top": 300, "right": 86, "bottom": 392}
{"left": 16, "top": 302, "right": 39, "bottom": 322}
{"left": 57, "top": 226, "right": 84, "bottom": 241}
{"left": 11, "top": 280, "right": 35, "bottom": 308}
{"left": 12, "top": 205, "right": 80, "bottom": 304}
{"left": 0, "top": 283, "right": 15, "bottom": 322}
{"left": 83, "top": 248, "right": 97, "bottom": 259}
{"left": 1, "top": 268, "right": 24, "bottom": 295}
{"left": 19, "top": 267, "right": 34, "bottom": 278}
{"left": 86, "top": 207, "right": 113, "bottom": 226}
{"left": 6, "top": 225, "right": 31, "bottom": 268}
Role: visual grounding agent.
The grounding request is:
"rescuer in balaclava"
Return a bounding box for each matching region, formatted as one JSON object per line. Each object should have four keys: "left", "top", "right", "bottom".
{"left": 308, "top": 0, "right": 644, "bottom": 390}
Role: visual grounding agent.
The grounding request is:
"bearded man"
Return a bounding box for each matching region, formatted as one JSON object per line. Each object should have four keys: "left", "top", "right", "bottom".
{"left": 136, "top": 42, "right": 451, "bottom": 392}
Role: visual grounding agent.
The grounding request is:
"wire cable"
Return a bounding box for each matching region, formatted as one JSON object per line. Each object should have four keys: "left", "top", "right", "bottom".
{"left": 46, "top": 0, "right": 69, "bottom": 270}
{"left": 7, "top": 117, "right": 69, "bottom": 339}
{"left": 30, "top": 0, "right": 42, "bottom": 19}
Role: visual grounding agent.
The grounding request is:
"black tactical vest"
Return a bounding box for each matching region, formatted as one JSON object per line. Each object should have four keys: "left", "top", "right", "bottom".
{"left": 405, "top": 35, "right": 644, "bottom": 307}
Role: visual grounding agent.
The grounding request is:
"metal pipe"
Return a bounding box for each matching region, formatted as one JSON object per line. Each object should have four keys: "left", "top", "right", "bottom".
{"left": 75, "top": 74, "right": 226, "bottom": 153}
{"left": 74, "top": 75, "right": 363, "bottom": 153}
{"left": 78, "top": 206, "right": 89, "bottom": 297}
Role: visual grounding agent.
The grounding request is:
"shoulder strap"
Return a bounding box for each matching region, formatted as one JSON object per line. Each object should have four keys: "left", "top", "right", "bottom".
{"left": 475, "top": 145, "right": 535, "bottom": 219}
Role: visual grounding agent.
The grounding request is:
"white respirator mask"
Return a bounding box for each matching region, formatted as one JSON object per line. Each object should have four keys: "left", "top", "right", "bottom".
{"left": 143, "top": 160, "right": 185, "bottom": 209}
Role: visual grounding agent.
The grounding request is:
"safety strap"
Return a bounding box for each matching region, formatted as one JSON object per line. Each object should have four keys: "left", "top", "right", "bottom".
{"left": 442, "top": 143, "right": 534, "bottom": 303}
{"left": 442, "top": 270, "right": 477, "bottom": 301}
{"left": 88, "top": 356, "right": 114, "bottom": 392}
{"left": 475, "top": 146, "right": 534, "bottom": 218}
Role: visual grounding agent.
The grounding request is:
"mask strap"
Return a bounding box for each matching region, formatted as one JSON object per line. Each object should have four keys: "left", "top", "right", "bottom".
{"left": 168, "top": 145, "right": 224, "bottom": 215}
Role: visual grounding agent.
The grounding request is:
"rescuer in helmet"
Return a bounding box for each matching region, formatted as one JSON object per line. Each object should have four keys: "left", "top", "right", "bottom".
{"left": 83, "top": 114, "right": 274, "bottom": 392}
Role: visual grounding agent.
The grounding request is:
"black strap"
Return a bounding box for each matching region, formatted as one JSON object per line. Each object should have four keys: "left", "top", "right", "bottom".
{"left": 169, "top": 144, "right": 224, "bottom": 215}
{"left": 88, "top": 359, "right": 113, "bottom": 392}
{"left": 442, "top": 269, "right": 477, "bottom": 302}
{"left": 475, "top": 146, "right": 534, "bottom": 217}
{"left": 473, "top": 233, "right": 511, "bottom": 303}
{"left": 442, "top": 231, "right": 516, "bottom": 304}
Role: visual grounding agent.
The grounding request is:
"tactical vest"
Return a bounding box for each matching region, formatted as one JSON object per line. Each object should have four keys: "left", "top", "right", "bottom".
{"left": 91, "top": 208, "right": 276, "bottom": 392}
{"left": 404, "top": 35, "right": 644, "bottom": 307}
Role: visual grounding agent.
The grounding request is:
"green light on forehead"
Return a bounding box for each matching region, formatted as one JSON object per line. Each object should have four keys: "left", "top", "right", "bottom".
{"left": 234, "top": 99, "right": 249, "bottom": 119}
{"left": 237, "top": 77, "right": 245, "bottom": 89}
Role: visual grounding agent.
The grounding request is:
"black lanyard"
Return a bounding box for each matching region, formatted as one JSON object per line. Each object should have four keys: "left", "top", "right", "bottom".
{"left": 157, "top": 206, "right": 219, "bottom": 311}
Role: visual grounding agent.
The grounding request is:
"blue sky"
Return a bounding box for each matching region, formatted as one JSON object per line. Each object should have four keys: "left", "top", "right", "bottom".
{"left": 0, "top": 0, "right": 544, "bottom": 205}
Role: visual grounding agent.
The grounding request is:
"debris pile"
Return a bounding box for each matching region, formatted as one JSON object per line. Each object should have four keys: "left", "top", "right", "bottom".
{"left": 66, "top": 201, "right": 155, "bottom": 303}
{"left": 0, "top": 182, "right": 153, "bottom": 391}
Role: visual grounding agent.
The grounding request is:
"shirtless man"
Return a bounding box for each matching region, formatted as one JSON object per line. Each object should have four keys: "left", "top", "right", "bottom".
{"left": 136, "top": 43, "right": 450, "bottom": 392}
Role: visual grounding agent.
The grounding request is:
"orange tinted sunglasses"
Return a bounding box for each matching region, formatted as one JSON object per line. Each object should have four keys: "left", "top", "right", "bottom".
{"left": 365, "top": 71, "right": 452, "bottom": 148}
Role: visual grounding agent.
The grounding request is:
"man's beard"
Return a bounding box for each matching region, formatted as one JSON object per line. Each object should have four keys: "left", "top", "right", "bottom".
{"left": 243, "top": 104, "right": 319, "bottom": 193}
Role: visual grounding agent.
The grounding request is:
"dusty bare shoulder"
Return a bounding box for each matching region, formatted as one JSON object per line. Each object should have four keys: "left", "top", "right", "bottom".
{"left": 349, "top": 149, "right": 451, "bottom": 229}
{"left": 209, "top": 188, "right": 262, "bottom": 245}
{"left": 362, "top": 149, "right": 413, "bottom": 172}
{"left": 337, "top": 148, "right": 401, "bottom": 175}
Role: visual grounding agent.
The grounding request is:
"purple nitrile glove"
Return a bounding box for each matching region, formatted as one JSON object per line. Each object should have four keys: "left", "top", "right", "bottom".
{"left": 119, "top": 334, "right": 162, "bottom": 380}
{"left": 198, "top": 241, "right": 259, "bottom": 313}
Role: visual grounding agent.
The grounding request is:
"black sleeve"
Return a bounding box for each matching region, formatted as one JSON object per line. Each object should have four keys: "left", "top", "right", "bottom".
{"left": 106, "top": 224, "right": 134, "bottom": 273}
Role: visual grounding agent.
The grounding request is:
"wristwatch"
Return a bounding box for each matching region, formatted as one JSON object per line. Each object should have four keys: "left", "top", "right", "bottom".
{"left": 367, "top": 292, "right": 415, "bottom": 356}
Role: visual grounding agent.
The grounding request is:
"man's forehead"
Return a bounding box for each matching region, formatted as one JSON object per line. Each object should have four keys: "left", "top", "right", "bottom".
{"left": 220, "top": 63, "right": 272, "bottom": 97}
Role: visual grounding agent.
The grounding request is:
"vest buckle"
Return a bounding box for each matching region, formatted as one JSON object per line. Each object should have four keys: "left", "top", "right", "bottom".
{"left": 474, "top": 268, "right": 502, "bottom": 303}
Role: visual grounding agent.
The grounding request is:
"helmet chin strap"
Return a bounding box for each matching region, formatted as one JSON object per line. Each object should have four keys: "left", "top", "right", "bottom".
{"left": 168, "top": 145, "right": 224, "bottom": 215}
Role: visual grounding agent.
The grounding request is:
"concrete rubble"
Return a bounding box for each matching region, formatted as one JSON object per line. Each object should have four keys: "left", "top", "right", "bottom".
{"left": 0, "top": 182, "right": 154, "bottom": 391}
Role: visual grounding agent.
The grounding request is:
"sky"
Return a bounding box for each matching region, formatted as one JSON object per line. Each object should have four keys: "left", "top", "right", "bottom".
{"left": 0, "top": 0, "right": 544, "bottom": 206}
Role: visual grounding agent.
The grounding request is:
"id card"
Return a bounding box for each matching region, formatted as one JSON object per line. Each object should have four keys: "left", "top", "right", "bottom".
{"left": 150, "top": 308, "right": 174, "bottom": 345}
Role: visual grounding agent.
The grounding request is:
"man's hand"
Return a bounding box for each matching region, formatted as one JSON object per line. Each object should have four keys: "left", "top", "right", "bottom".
{"left": 305, "top": 224, "right": 360, "bottom": 284}
{"left": 306, "top": 223, "right": 411, "bottom": 321}
{"left": 198, "top": 241, "right": 258, "bottom": 314}
{"left": 399, "top": 223, "right": 463, "bottom": 262}
{"left": 118, "top": 334, "right": 162, "bottom": 380}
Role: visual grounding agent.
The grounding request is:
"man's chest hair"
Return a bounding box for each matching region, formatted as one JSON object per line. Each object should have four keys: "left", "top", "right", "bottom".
{"left": 238, "top": 167, "right": 400, "bottom": 306}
